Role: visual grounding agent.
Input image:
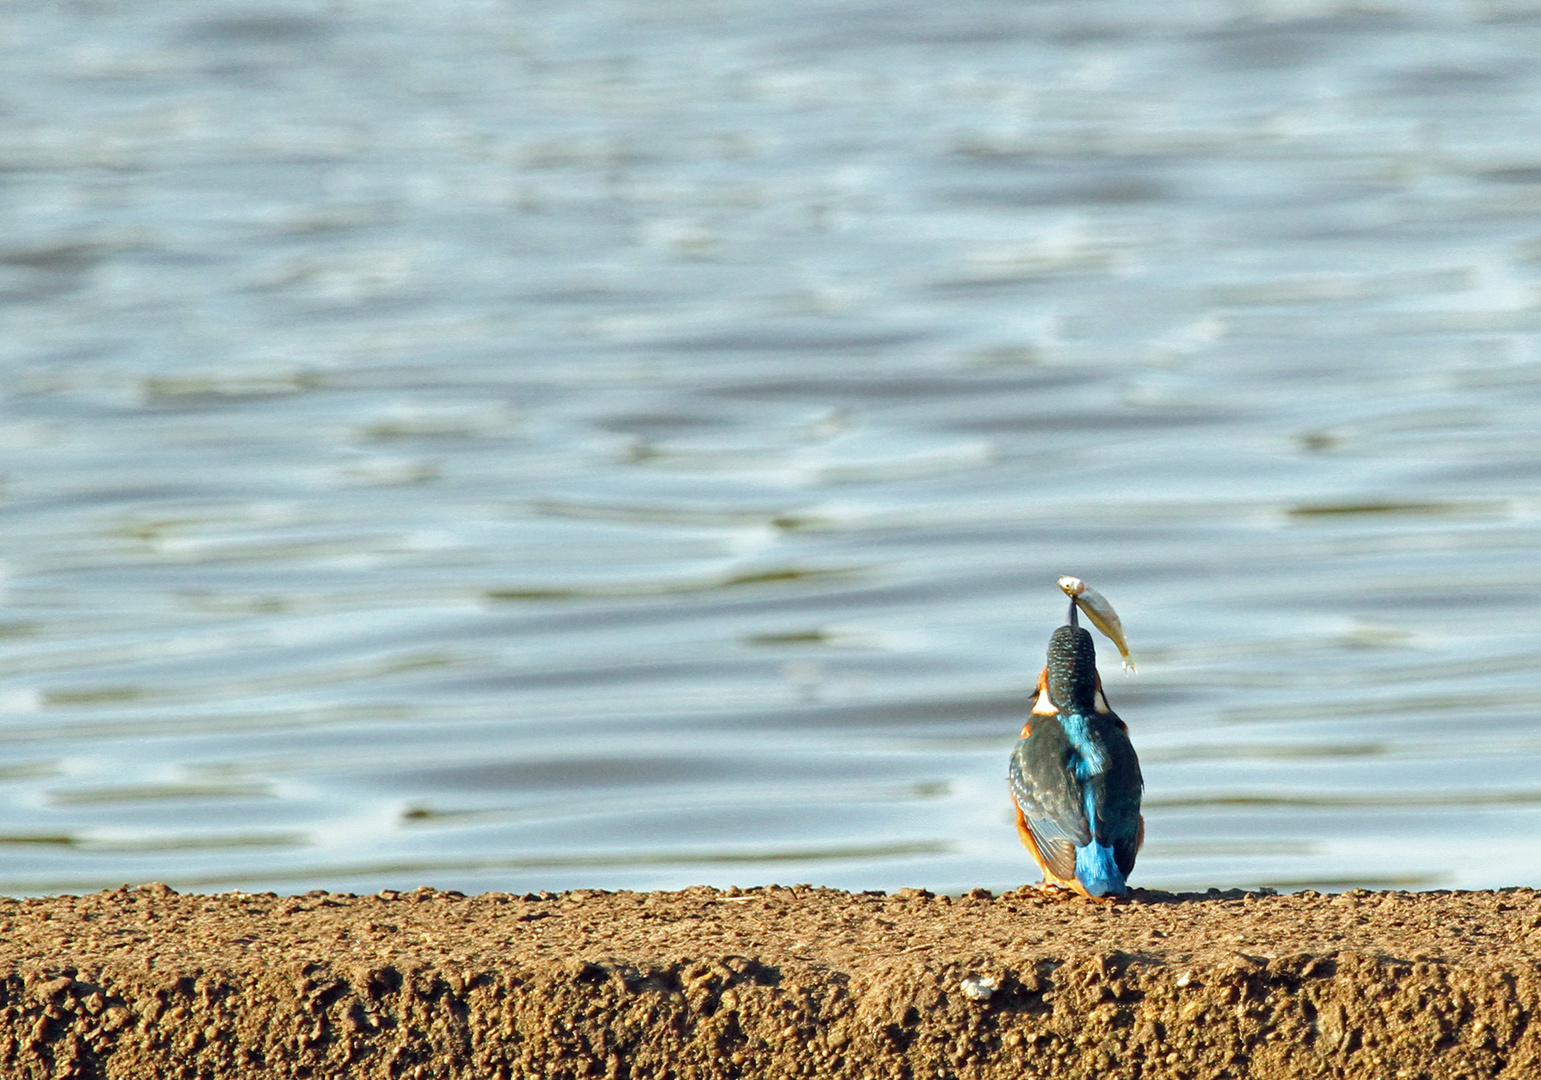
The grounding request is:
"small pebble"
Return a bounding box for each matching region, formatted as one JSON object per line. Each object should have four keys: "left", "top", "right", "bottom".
{"left": 960, "top": 974, "right": 999, "bottom": 1002}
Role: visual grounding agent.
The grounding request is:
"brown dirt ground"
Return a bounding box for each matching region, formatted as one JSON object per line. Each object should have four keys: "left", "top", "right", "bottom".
{"left": 0, "top": 882, "right": 1537, "bottom": 1079}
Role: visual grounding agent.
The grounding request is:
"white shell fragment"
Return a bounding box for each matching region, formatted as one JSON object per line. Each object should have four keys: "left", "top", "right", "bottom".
{"left": 959, "top": 973, "right": 1000, "bottom": 1002}
{"left": 1057, "top": 576, "right": 1137, "bottom": 673}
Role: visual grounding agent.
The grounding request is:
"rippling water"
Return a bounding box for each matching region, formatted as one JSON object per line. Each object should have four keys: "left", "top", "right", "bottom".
{"left": 2, "top": 0, "right": 1540, "bottom": 895}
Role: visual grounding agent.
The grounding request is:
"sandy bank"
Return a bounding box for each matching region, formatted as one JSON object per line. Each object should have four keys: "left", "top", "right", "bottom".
{"left": 2, "top": 882, "right": 1537, "bottom": 1078}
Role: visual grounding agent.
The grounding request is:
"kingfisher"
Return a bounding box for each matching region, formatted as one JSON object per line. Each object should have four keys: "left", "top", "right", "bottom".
{"left": 1009, "top": 599, "right": 1143, "bottom": 898}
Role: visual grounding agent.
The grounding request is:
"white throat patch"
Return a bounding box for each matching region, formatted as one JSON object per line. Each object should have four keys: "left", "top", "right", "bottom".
{"left": 1033, "top": 688, "right": 1111, "bottom": 715}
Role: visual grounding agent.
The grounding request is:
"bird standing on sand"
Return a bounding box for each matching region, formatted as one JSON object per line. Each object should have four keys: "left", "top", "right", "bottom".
{"left": 1009, "top": 594, "right": 1143, "bottom": 898}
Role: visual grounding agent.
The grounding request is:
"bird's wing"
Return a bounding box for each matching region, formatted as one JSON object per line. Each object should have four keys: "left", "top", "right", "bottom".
{"left": 1096, "top": 710, "right": 1145, "bottom": 876}
{"left": 1009, "top": 730, "right": 1090, "bottom": 882}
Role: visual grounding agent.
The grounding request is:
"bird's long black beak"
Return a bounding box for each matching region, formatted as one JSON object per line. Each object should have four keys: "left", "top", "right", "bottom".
{"left": 1067, "top": 597, "right": 1079, "bottom": 628}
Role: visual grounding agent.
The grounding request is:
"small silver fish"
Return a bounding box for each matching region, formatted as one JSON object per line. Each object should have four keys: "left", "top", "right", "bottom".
{"left": 1058, "top": 576, "right": 1136, "bottom": 673}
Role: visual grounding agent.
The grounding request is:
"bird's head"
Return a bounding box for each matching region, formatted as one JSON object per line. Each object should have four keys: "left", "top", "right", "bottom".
{"left": 1045, "top": 621, "right": 1101, "bottom": 714}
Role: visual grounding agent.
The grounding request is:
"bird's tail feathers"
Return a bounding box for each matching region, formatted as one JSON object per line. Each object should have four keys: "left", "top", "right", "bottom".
{"left": 1074, "top": 841, "right": 1127, "bottom": 898}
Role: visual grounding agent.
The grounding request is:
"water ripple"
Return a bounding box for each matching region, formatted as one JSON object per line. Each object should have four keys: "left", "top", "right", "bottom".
{"left": 0, "top": 0, "right": 1539, "bottom": 896}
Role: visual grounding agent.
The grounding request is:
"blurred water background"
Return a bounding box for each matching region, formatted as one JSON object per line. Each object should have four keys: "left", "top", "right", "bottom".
{"left": 1, "top": 0, "right": 1540, "bottom": 896}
